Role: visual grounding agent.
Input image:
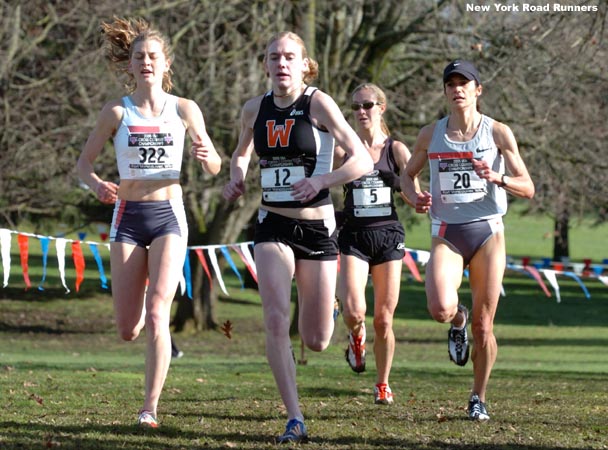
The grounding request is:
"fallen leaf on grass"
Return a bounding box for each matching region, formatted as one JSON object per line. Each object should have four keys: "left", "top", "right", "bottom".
{"left": 221, "top": 320, "right": 233, "bottom": 339}
{"left": 44, "top": 435, "right": 58, "bottom": 448}
{"left": 436, "top": 407, "right": 447, "bottom": 422}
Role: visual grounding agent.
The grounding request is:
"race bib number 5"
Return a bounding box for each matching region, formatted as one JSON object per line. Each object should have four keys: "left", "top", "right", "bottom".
{"left": 353, "top": 186, "right": 392, "bottom": 217}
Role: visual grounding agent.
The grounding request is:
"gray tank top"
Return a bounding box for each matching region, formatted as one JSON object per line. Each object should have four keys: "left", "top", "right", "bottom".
{"left": 428, "top": 115, "right": 507, "bottom": 223}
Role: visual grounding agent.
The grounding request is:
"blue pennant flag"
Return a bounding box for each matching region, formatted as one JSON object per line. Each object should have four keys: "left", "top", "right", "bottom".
{"left": 220, "top": 246, "right": 244, "bottom": 289}
{"left": 562, "top": 271, "right": 591, "bottom": 299}
{"left": 88, "top": 243, "right": 108, "bottom": 289}
{"left": 38, "top": 237, "right": 50, "bottom": 291}
{"left": 183, "top": 248, "right": 192, "bottom": 299}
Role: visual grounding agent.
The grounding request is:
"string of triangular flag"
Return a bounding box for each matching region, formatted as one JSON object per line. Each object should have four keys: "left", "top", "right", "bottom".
{"left": 0, "top": 228, "right": 605, "bottom": 300}
{"left": 0, "top": 229, "right": 111, "bottom": 293}
{"left": 0, "top": 228, "right": 260, "bottom": 296}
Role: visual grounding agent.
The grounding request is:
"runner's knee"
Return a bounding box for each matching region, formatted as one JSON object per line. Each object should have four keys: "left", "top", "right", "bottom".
{"left": 117, "top": 321, "right": 141, "bottom": 341}
{"left": 471, "top": 320, "right": 494, "bottom": 347}
{"left": 372, "top": 315, "right": 392, "bottom": 338}
{"left": 427, "top": 302, "right": 457, "bottom": 323}
{"left": 302, "top": 333, "right": 331, "bottom": 352}
{"left": 264, "top": 309, "right": 290, "bottom": 339}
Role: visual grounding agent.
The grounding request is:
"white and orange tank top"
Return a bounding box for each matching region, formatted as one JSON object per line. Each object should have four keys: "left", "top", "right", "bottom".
{"left": 114, "top": 95, "right": 186, "bottom": 180}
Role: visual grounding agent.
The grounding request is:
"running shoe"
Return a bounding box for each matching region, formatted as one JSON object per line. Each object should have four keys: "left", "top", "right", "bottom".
{"left": 468, "top": 394, "right": 490, "bottom": 421}
{"left": 448, "top": 304, "right": 469, "bottom": 366}
{"left": 374, "top": 383, "right": 394, "bottom": 405}
{"left": 137, "top": 410, "right": 158, "bottom": 428}
{"left": 171, "top": 337, "right": 184, "bottom": 359}
{"left": 345, "top": 325, "right": 366, "bottom": 373}
{"left": 276, "top": 418, "right": 308, "bottom": 444}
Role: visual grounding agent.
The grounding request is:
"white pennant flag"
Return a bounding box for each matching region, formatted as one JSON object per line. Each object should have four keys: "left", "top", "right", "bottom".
{"left": 0, "top": 229, "right": 11, "bottom": 287}
{"left": 55, "top": 238, "right": 71, "bottom": 293}
{"left": 179, "top": 275, "right": 186, "bottom": 296}
{"left": 406, "top": 248, "right": 430, "bottom": 265}
{"left": 207, "top": 248, "right": 229, "bottom": 296}
{"left": 179, "top": 260, "right": 186, "bottom": 296}
{"left": 542, "top": 269, "right": 561, "bottom": 303}
{"left": 239, "top": 242, "right": 257, "bottom": 277}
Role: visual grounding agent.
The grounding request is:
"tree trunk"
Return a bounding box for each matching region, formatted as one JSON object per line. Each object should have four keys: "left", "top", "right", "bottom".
{"left": 172, "top": 250, "right": 218, "bottom": 332}
{"left": 173, "top": 191, "right": 260, "bottom": 331}
{"left": 553, "top": 206, "right": 570, "bottom": 262}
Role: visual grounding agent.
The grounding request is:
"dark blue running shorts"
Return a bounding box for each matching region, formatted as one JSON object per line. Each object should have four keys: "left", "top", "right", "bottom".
{"left": 110, "top": 198, "right": 188, "bottom": 248}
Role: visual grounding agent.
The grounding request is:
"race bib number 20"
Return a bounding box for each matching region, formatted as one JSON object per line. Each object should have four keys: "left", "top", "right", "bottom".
{"left": 432, "top": 152, "right": 486, "bottom": 203}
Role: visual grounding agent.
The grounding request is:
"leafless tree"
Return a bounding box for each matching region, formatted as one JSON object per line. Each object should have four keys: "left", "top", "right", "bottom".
{"left": 1, "top": 0, "right": 605, "bottom": 331}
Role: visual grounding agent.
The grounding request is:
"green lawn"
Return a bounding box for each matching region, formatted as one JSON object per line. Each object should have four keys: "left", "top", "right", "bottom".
{"left": 1, "top": 264, "right": 607, "bottom": 449}
{"left": 0, "top": 209, "right": 607, "bottom": 449}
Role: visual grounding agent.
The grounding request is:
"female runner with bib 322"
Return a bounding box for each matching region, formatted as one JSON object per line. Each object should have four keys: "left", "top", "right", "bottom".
{"left": 77, "top": 17, "right": 221, "bottom": 428}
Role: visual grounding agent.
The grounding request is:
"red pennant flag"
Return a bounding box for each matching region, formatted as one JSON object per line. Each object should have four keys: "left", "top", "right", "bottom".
{"left": 231, "top": 245, "right": 258, "bottom": 283}
{"left": 194, "top": 248, "right": 213, "bottom": 287}
{"left": 403, "top": 251, "right": 422, "bottom": 282}
{"left": 523, "top": 264, "right": 552, "bottom": 298}
{"left": 71, "top": 241, "right": 85, "bottom": 292}
{"left": 17, "top": 234, "right": 31, "bottom": 289}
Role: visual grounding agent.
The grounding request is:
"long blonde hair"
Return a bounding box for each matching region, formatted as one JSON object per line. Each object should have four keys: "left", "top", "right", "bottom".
{"left": 352, "top": 83, "right": 390, "bottom": 135}
{"left": 100, "top": 17, "right": 174, "bottom": 93}
{"left": 263, "top": 31, "right": 319, "bottom": 84}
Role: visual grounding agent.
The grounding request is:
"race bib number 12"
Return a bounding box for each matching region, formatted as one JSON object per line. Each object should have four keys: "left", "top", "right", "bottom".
{"left": 261, "top": 164, "right": 306, "bottom": 202}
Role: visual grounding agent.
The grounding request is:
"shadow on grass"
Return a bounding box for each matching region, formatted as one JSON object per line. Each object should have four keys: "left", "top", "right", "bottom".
{"left": 392, "top": 276, "right": 608, "bottom": 328}
{"left": 218, "top": 296, "right": 260, "bottom": 306}
{"left": 390, "top": 333, "right": 608, "bottom": 348}
{"left": 499, "top": 337, "right": 608, "bottom": 347}
{"left": 0, "top": 284, "right": 110, "bottom": 301}
{"left": 0, "top": 322, "right": 112, "bottom": 335}
{"left": 1, "top": 420, "right": 593, "bottom": 450}
{"left": 312, "top": 438, "right": 595, "bottom": 450}
{"left": 0, "top": 421, "right": 265, "bottom": 450}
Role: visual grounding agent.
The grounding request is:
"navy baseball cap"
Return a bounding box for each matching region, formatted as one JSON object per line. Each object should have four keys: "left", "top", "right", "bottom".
{"left": 443, "top": 60, "right": 481, "bottom": 84}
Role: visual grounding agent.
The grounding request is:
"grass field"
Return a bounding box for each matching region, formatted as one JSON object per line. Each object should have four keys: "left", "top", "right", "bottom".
{"left": 0, "top": 207, "right": 607, "bottom": 449}
{"left": 1, "top": 274, "right": 607, "bottom": 450}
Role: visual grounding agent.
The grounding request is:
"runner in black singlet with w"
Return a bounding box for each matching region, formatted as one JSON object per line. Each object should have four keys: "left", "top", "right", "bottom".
{"left": 223, "top": 31, "right": 372, "bottom": 444}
